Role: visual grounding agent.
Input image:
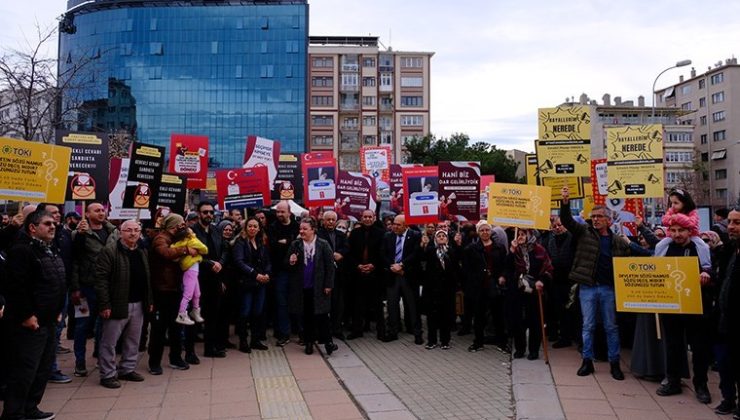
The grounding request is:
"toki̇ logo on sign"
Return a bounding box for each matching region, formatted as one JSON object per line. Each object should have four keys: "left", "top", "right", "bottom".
{"left": 629, "top": 263, "right": 656, "bottom": 271}
{"left": 2, "top": 145, "right": 32, "bottom": 157}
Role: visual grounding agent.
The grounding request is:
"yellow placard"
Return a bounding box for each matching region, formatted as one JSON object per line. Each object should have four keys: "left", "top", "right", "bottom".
{"left": 487, "top": 183, "right": 552, "bottom": 230}
{"left": 525, "top": 154, "right": 538, "bottom": 185}
{"left": 0, "top": 137, "right": 71, "bottom": 203}
{"left": 614, "top": 256, "right": 703, "bottom": 314}
{"left": 538, "top": 106, "right": 591, "bottom": 140}
{"left": 542, "top": 177, "right": 584, "bottom": 207}
{"left": 606, "top": 125, "right": 664, "bottom": 198}
{"left": 535, "top": 139, "right": 591, "bottom": 178}
{"left": 582, "top": 183, "right": 595, "bottom": 216}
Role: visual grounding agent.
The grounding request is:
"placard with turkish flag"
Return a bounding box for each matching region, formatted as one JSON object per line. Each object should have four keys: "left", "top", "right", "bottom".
{"left": 243, "top": 135, "right": 280, "bottom": 190}
{"left": 216, "top": 166, "right": 270, "bottom": 211}
{"left": 389, "top": 163, "right": 420, "bottom": 215}
{"left": 169, "top": 133, "right": 208, "bottom": 189}
{"left": 402, "top": 166, "right": 439, "bottom": 224}
{"left": 302, "top": 152, "right": 336, "bottom": 207}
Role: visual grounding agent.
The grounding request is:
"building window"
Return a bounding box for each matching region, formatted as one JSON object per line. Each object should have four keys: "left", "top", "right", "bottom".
{"left": 715, "top": 169, "right": 728, "bottom": 180}
{"left": 400, "top": 96, "right": 423, "bottom": 107}
{"left": 311, "top": 115, "right": 334, "bottom": 126}
{"left": 713, "top": 130, "right": 726, "bottom": 141}
{"left": 362, "top": 57, "right": 376, "bottom": 68}
{"left": 701, "top": 152, "right": 708, "bottom": 162}
{"left": 341, "top": 74, "right": 358, "bottom": 87}
{"left": 363, "top": 135, "right": 377, "bottom": 145}
{"left": 665, "top": 152, "right": 693, "bottom": 162}
{"left": 311, "top": 96, "right": 333, "bottom": 106}
{"left": 699, "top": 97, "right": 706, "bottom": 107}
{"left": 710, "top": 73, "right": 724, "bottom": 85}
{"left": 312, "top": 135, "right": 333, "bottom": 146}
{"left": 711, "top": 91, "right": 725, "bottom": 104}
{"left": 699, "top": 79, "right": 705, "bottom": 89}
{"left": 362, "top": 77, "right": 376, "bottom": 87}
{"left": 700, "top": 134, "right": 707, "bottom": 144}
{"left": 712, "top": 149, "right": 727, "bottom": 160}
{"left": 667, "top": 132, "right": 692, "bottom": 143}
{"left": 665, "top": 171, "right": 682, "bottom": 184}
{"left": 400, "top": 76, "right": 423, "bottom": 87}
{"left": 716, "top": 188, "right": 728, "bottom": 199}
{"left": 362, "top": 116, "right": 376, "bottom": 126}
{"left": 286, "top": 41, "right": 299, "bottom": 53}
{"left": 341, "top": 55, "right": 358, "bottom": 71}
{"left": 259, "top": 17, "right": 269, "bottom": 29}
{"left": 400, "top": 115, "right": 423, "bottom": 126}
{"left": 680, "top": 102, "right": 691, "bottom": 110}
{"left": 400, "top": 57, "right": 423, "bottom": 68}
{"left": 341, "top": 117, "right": 358, "bottom": 129}
{"left": 712, "top": 111, "right": 726, "bottom": 122}
{"left": 260, "top": 65, "right": 274, "bottom": 78}
{"left": 380, "top": 132, "right": 393, "bottom": 144}
{"left": 379, "top": 54, "right": 393, "bottom": 68}
{"left": 312, "top": 57, "right": 333, "bottom": 68}
{"left": 380, "top": 73, "right": 393, "bottom": 89}
{"left": 362, "top": 96, "right": 376, "bottom": 106}
{"left": 680, "top": 85, "right": 691, "bottom": 95}
{"left": 311, "top": 77, "right": 333, "bottom": 87}
{"left": 700, "top": 116, "right": 707, "bottom": 125}
{"left": 339, "top": 154, "right": 360, "bottom": 169}
{"left": 150, "top": 42, "right": 163, "bottom": 55}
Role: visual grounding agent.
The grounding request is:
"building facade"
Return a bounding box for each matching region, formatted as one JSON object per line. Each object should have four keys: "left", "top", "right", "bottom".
{"left": 307, "top": 36, "right": 433, "bottom": 170}
{"left": 58, "top": 0, "right": 308, "bottom": 168}
{"left": 656, "top": 59, "right": 740, "bottom": 208}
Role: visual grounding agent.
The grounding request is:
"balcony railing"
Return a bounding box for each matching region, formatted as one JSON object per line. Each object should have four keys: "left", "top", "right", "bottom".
{"left": 341, "top": 64, "right": 359, "bottom": 72}
{"left": 339, "top": 102, "right": 359, "bottom": 111}
{"left": 340, "top": 84, "right": 360, "bottom": 93}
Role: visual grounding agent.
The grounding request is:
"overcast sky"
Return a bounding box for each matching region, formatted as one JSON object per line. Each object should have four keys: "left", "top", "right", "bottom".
{"left": 2, "top": 0, "right": 739, "bottom": 152}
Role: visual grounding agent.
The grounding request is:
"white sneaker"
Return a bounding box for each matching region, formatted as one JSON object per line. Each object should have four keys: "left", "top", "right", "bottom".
{"left": 190, "top": 308, "right": 204, "bottom": 323}
{"left": 176, "top": 312, "right": 195, "bottom": 326}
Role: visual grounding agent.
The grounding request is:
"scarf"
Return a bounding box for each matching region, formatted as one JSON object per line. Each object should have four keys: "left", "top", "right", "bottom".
{"left": 302, "top": 237, "right": 316, "bottom": 265}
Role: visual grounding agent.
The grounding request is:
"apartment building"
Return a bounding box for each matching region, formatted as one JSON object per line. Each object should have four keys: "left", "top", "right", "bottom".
{"left": 655, "top": 58, "right": 740, "bottom": 208}
{"left": 308, "top": 36, "right": 433, "bottom": 171}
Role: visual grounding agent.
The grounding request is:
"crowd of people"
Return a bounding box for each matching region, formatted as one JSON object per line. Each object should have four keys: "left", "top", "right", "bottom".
{"left": 0, "top": 189, "right": 738, "bottom": 420}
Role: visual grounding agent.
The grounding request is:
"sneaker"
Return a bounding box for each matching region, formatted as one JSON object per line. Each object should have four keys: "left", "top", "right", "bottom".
{"left": 100, "top": 377, "right": 121, "bottom": 389}
{"left": 73, "top": 362, "right": 87, "bottom": 377}
{"left": 56, "top": 345, "right": 71, "bottom": 355}
{"left": 48, "top": 371, "right": 72, "bottom": 384}
{"left": 324, "top": 342, "right": 338, "bottom": 355}
{"left": 118, "top": 371, "right": 145, "bottom": 382}
{"left": 715, "top": 400, "right": 736, "bottom": 415}
{"left": 656, "top": 382, "right": 682, "bottom": 397}
{"left": 440, "top": 344, "right": 451, "bottom": 350}
{"left": 733, "top": 408, "right": 740, "bottom": 420}
{"left": 276, "top": 337, "right": 290, "bottom": 347}
{"left": 23, "top": 408, "right": 56, "bottom": 420}
{"left": 425, "top": 343, "right": 437, "bottom": 350}
{"left": 148, "top": 365, "right": 163, "bottom": 376}
{"left": 467, "top": 343, "right": 484, "bottom": 353}
{"left": 168, "top": 359, "right": 190, "bottom": 370}
{"left": 695, "top": 383, "right": 712, "bottom": 404}
{"left": 577, "top": 359, "right": 594, "bottom": 376}
{"left": 175, "top": 312, "right": 195, "bottom": 326}
{"left": 527, "top": 353, "right": 539, "bottom": 361}
{"left": 251, "top": 341, "right": 268, "bottom": 351}
{"left": 185, "top": 352, "right": 201, "bottom": 365}
{"left": 189, "top": 308, "right": 204, "bottom": 323}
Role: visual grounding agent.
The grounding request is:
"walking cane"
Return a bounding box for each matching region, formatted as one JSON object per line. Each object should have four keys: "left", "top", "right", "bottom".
{"left": 537, "top": 288, "right": 550, "bottom": 364}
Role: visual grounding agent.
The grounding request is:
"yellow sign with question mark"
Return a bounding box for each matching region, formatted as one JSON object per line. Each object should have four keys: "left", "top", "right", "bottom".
{"left": 0, "top": 136, "right": 72, "bottom": 203}
{"left": 613, "top": 256, "right": 703, "bottom": 314}
{"left": 487, "top": 182, "right": 552, "bottom": 230}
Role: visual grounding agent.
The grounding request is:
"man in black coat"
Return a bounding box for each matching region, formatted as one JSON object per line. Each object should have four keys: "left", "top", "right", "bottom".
{"left": 382, "top": 215, "right": 423, "bottom": 344}
{"left": 346, "top": 209, "right": 386, "bottom": 340}
{"left": 2, "top": 210, "right": 66, "bottom": 420}
{"left": 317, "top": 211, "right": 349, "bottom": 340}
{"left": 190, "top": 201, "right": 229, "bottom": 358}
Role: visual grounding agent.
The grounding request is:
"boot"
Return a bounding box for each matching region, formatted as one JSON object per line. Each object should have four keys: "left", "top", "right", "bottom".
{"left": 190, "top": 307, "right": 205, "bottom": 323}
{"left": 237, "top": 318, "right": 251, "bottom": 353}
{"left": 577, "top": 359, "right": 594, "bottom": 376}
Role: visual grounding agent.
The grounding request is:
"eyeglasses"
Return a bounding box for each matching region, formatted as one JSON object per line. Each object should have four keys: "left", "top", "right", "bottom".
{"left": 36, "top": 221, "right": 55, "bottom": 227}
{"left": 591, "top": 214, "right": 607, "bottom": 219}
{"left": 201, "top": 210, "right": 214, "bottom": 215}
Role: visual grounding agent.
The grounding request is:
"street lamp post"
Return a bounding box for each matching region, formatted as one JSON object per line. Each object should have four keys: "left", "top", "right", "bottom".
{"left": 651, "top": 59, "right": 692, "bottom": 122}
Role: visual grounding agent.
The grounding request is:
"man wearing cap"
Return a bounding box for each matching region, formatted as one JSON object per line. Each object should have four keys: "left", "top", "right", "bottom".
{"left": 147, "top": 213, "right": 196, "bottom": 374}
{"left": 63, "top": 212, "right": 81, "bottom": 232}
{"left": 654, "top": 212, "right": 714, "bottom": 403}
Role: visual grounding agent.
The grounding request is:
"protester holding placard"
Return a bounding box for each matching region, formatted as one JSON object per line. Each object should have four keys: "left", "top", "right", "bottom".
{"left": 717, "top": 207, "right": 740, "bottom": 417}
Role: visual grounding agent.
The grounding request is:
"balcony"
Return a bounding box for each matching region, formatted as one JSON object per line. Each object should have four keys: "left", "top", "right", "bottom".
{"left": 339, "top": 102, "right": 359, "bottom": 111}
{"left": 379, "top": 103, "right": 393, "bottom": 112}
{"left": 340, "top": 84, "right": 360, "bottom": 93}
{"left": 340, "top": 140, "right": 360, "bottom": 151}
{"left": 379, "top": 84, "right": 393, "bottom": 93}
{"left": 341, "top": 63, "right": 359, "bottom": 72}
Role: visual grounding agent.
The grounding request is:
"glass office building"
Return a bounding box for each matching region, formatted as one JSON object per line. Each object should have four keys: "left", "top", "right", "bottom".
{"left": 59, "top": 0, "right": 308, "bottom": 168}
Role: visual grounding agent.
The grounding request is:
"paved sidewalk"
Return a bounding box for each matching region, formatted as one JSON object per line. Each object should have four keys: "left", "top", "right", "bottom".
{"left": 42, "top": 337, "right": 364, "bottom": 419}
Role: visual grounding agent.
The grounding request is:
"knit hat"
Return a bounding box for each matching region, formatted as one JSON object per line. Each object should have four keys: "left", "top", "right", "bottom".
{"left": 162, "top": 213, "right": 184, "bottom": 230}
{"left": 476, "top": 220, "right": 492, "bottom": 232}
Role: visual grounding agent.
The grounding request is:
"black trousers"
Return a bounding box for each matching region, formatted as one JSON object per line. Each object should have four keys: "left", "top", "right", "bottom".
{"left": 351, "top": 274, "right": 386, "bottom": 338}
{"left": 472, "top": 290, "right": 507, "bottom": 347}
{"left": 302, "top": 289, "right": 330, "bottom": 345}
{"left": 2, "top": 323, "right": 56, "bottom": 419}
{"left": 386, "top": 276, "right": 421, "bottom": 337}
{"left": 330, "top": 272, "right": 345, "bottom": 334}
{"left": 510, "top": 292, "right": 543, "bottom": 355}
{"left": 662, "top": 312, "right": 712, "bottom": 386}
{"left": 427, "top": 293, "right": 455, "bottom": 345}
{"left": 148, "top": 291, "right": 184, "bottom": 367}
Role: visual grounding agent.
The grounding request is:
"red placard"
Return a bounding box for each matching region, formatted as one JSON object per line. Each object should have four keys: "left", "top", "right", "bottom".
{"left": 402, "top": 166, "right": 439, "bottom": 225}
{"left": 336, "top": 171, "right": 377, "bottom": 221}
{"left": 302, "top": 153, "right": 337, "bottom": 207}
{"left": 480, "top": 174, "right": 496, "bottom": 218}
{"left": 439, "top": 161, "right": 481, "bottom": 222}
{"left": 215, "top": 166, "right": 270, "bottom": 211}
{"left": 243, "top": 136, "right": 281, "bottom": 188}
{"left": 169, "top": 133, "right": 209, "bottom": 189}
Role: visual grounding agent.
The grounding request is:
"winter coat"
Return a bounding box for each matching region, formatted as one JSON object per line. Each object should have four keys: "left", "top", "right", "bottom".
{"left": 286, "top": 237, "right": 335, "bottom": 315}
{"left": 94, "top": 241, "right": 153, "bottom": 319}
{"left": 70, "top": 222, "right": 117, "bottom": 291}
{"left": 232, "top": 236, "right": 272, "bottom": 289}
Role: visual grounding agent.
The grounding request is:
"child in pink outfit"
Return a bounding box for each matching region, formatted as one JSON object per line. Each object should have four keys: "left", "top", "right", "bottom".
{"left": 170, "top": 227, "right": 208, "bottom": 325}
{"left": 654, "top": 189, "right": 710, "bottom": 270}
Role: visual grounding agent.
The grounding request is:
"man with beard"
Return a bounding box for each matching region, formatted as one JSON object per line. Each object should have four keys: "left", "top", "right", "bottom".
{"left": 268, "top": 201, "right": 299, "bottom": 346}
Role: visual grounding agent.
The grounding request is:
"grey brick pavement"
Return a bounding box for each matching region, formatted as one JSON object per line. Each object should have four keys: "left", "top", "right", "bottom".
{"left": 341, "top": 333, "right": 515, "bottom": 420}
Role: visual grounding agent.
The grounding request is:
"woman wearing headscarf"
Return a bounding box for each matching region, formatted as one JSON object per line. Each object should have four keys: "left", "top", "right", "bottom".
{"left": 505, "top": 228, "right": 553, "bottom": 360}
{"left": 286, "top": 218, "right": 337, "bottom": 355}
{"left": 420, "top": 230, "right": 459, "bottom": 349}
{"left": 232, "top": 218, "right": 271, "bottom": 353}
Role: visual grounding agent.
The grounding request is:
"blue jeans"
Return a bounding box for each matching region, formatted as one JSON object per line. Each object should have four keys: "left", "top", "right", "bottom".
{"left": 50, "top": 294, "right": 68, "bottom": 372}
{"left": 73, "top": 286, "right": 101, "bottom": 365}
{"left": 579, "top": 284, "right": 620, "bottom": 363}
{"left": 274, "top": 272, "right": 290, "bottom": 339}
{"left": 240, "top": 286, "right": 266, "bottom": 319}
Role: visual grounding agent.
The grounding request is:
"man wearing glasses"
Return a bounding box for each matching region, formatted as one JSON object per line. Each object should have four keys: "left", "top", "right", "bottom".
{"left": 94, "top": 220, "right": 153, "bottom": 389}
{"left": 560, "top": 187, "right": 632, "bottom": 381}
{"left": 2, "top": 210, "right": 66, "bottom": 420}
